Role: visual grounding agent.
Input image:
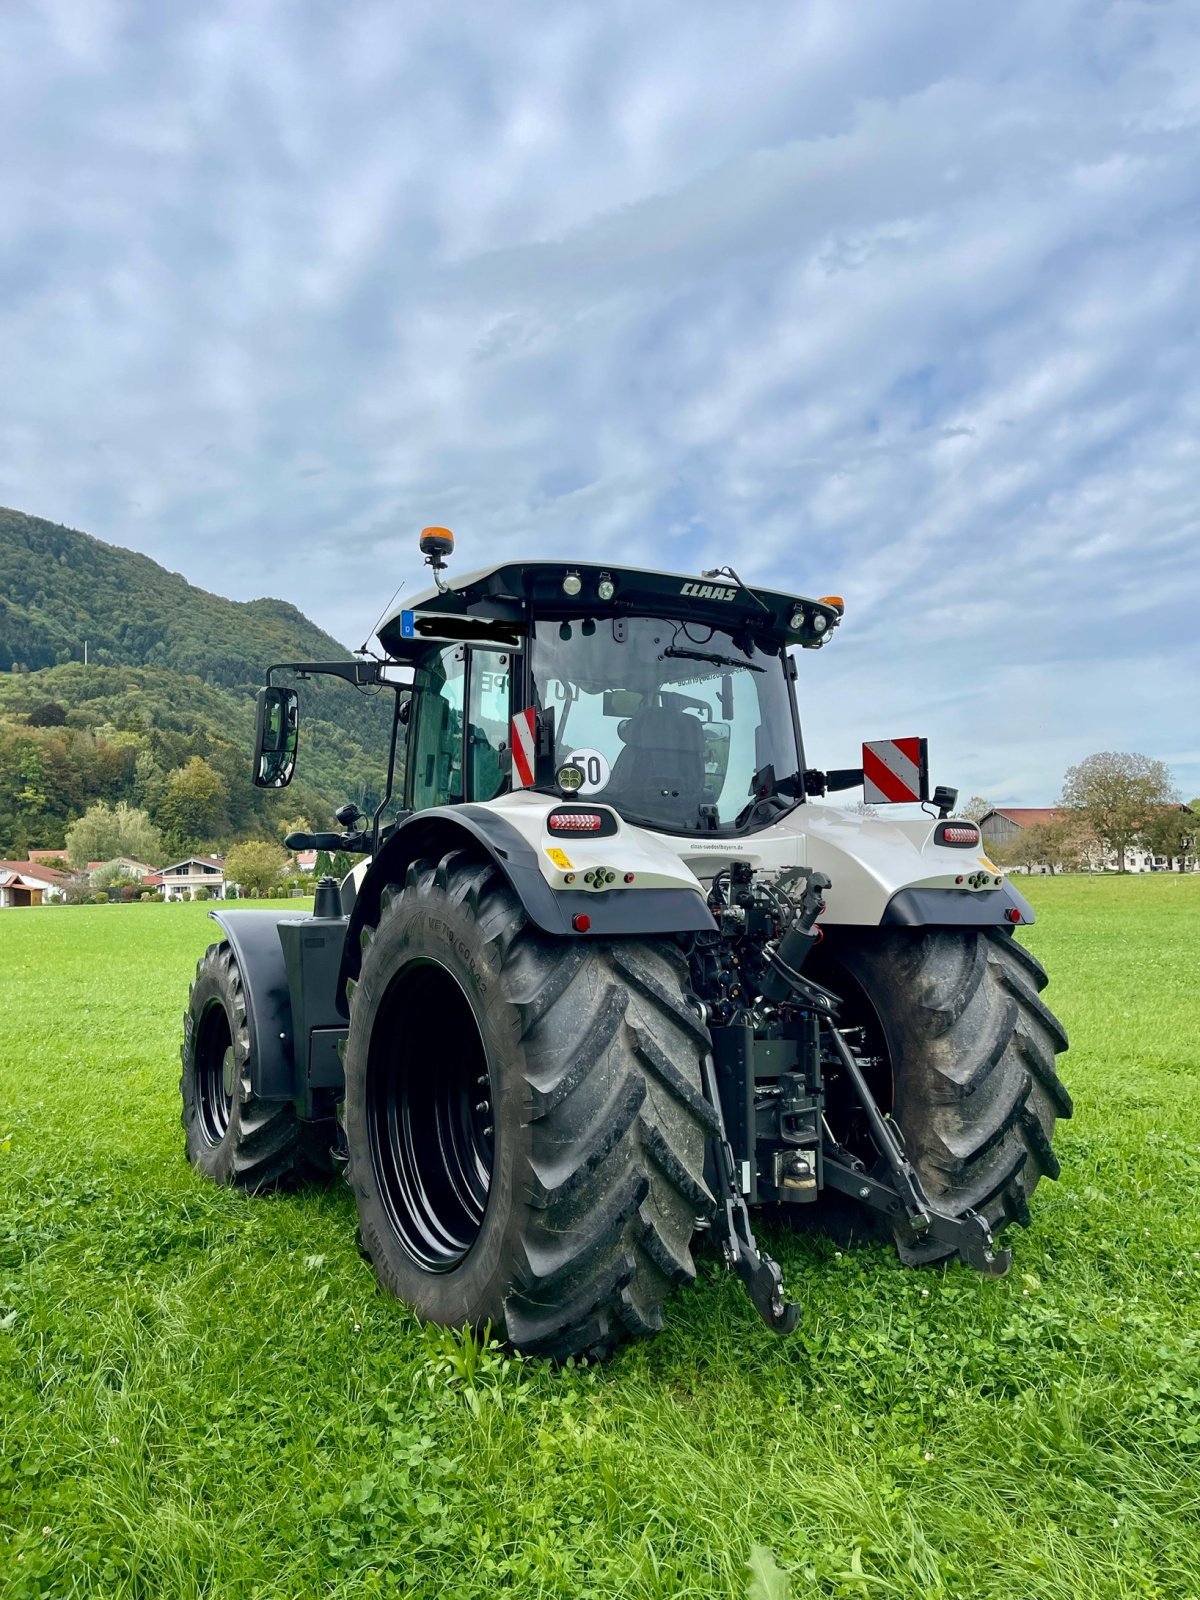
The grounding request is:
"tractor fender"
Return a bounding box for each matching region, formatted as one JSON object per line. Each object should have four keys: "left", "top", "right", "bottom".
{"left": 207, "top": 908, "right": 297, "bottom": 1100}
{"left": 671, "top": 807, "right": 1037, "bottom": 929}
{"left": 879, "top": 880, "right": 1034, "bottom": 927}
{"left": 339, "top": 804, "right": 715, "bottom": 1015}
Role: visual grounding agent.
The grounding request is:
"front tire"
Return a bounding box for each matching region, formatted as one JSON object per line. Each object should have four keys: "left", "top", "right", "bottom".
{"left": 180, "top": 940, "right": 327, "bottom": 1189}
{"left": 340, "top": 850, "right": 717, "bottom": 1361}
{"left": 815, "top": 927, "right": 1071, "bottom": 1263}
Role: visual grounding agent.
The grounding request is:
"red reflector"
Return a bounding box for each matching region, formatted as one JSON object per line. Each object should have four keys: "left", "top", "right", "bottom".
{"left": 1006, "top": 908, "right": 1021, "bottom": 923}
{"left": 572, "top": 913, "right": 592, "bottom": 932}
{"left": 624, "top": 872, "right": 635, "bottom": 883}
{"left": 942, "top": 825, "right": 980, "bottom": 845}
{"left": 549, "top": 812, "right": 603, "bottom": 832}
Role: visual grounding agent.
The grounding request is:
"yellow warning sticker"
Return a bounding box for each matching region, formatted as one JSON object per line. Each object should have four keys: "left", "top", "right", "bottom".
{"left": 546, "top": 847, "right": 573, "bottom": 870}
{"left": 979, "top": 855, "right": 1000, "bottom": 873}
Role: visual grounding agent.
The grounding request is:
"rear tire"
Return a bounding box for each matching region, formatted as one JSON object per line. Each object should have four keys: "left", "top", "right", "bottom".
{"left": 181, "top": 940, "right": 329, "bottom": 1189}
{"left": 815, "top": 927, "right": 1071, "bottom": 1263}
{"left": 340, "top": 850, "right": 717, "bottom": 1361}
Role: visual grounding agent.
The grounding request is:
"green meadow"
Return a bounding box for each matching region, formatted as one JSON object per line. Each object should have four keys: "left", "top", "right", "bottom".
{"left": 1, "top": 876, "right": 1198, "bottom": 1598}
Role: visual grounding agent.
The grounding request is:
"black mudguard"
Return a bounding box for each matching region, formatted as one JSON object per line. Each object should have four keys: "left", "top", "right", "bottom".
{"left": 338, "top": 805, "right": 714, "bottom": 1017}
{"left": 880, "top": 881, "right": 1035, "bottom": 927}
{"left": 207, "top": 908, "right": 298, "bottom": 1101}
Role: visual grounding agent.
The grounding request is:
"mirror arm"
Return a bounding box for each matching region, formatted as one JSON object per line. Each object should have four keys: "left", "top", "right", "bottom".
{"left": 266, "top": 660, "right": 384, "bottom": 687}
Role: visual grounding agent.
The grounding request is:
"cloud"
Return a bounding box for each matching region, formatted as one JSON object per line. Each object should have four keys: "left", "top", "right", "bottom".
{"left": 1, "top": 0, "right": 1198, "bottom": 800}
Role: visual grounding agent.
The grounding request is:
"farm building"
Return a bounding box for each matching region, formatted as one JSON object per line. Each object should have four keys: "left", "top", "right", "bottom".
{"left": 979, "top": 808, "right": 1062, "bottom": 850}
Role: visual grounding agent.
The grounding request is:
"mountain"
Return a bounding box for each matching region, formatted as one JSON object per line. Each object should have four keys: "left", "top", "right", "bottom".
{"left": 0, "top": 508, "right": 391, "bottom": 856}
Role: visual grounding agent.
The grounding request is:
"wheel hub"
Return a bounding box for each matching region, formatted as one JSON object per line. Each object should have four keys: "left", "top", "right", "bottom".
{"left": 195, "top": 999, "right": 235, "bottom": 1146}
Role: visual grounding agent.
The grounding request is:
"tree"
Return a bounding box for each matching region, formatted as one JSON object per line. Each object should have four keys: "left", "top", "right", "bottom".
{"left": 1061, "top": 752, "right": 1177, "bottom": 873}
{"left": 1140, "top": 805, "right": 1198, "bottom": 872}
{"left": 990, "top": 813, "right": 1097, "bottom": 875}
{"left": 962, "top": 795, "right": 992, "bottom": 823}
{"left": 65, "top": 801, "right": 164, "bottom": 869}
{"left": 224, "top": 839, "right": 287, "bottom": 899}
{"left": 27, "top": 701, "right": 67, "bottom": 727}
{"left": 158, "top": 756, "right": 228, "bottom": 851}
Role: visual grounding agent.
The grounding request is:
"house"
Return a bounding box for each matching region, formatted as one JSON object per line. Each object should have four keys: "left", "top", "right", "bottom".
{"left": 154, "top": 857, "right": 226, "bottom": 901}
{"left": 87, "top": 857, "right": 158, "bottom": 883}
{"left": 293, "top": 850, "right": 319, "bottom": 873}
{"left": 26, "top": 848, "right": 71, "bottom": 866}
{"left": 0, "top": 861, "right": 69, "bottom": 907}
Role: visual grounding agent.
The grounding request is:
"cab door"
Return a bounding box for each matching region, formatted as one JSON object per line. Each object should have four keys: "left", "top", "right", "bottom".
{"left": 406, "top": 644, "right": 519, "bottom": 811}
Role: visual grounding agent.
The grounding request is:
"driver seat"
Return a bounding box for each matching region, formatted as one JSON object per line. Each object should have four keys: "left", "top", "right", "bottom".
{"left": 608, "top": 706, "right": 707, "bottom": 823}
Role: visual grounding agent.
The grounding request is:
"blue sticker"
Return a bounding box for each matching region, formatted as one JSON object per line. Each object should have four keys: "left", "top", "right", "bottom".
{"left": 400, "top": 610, "right": 415, "bottom": 638}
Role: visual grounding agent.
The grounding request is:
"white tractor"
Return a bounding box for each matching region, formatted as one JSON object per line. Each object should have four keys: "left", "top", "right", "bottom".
{"left": 180, "top": 529, "right": 1069, "bottom": 1357}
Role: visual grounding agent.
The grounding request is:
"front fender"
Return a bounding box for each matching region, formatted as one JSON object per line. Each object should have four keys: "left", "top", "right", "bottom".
{"left": 207, "top": 908, "right": 297, "bottom": 1100}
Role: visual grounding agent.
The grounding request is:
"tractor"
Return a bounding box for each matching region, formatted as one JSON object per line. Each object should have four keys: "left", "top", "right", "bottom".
{"left": 180, "top": 529, "right": 1070, "bottom": 1358}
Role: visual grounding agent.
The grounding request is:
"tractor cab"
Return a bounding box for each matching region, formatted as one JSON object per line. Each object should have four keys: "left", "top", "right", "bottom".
{"left": 377, "top": 553, "right": 844, "bottom": 839}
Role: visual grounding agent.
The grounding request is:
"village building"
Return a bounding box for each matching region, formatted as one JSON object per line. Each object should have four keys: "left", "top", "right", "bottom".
{"left": 87, "top": 857, "right": 159, "bottom": 883}
{"left": 980, "top": 807, "right": 1196, "bottom": 874}
{"left": 147, "top": 857, "right": 227, "bottom": 901}
{"left": 0, "top": 861, "right": 69, "bottom": 907}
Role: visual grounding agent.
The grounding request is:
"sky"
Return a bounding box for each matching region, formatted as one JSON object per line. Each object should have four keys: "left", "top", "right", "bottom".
{"left": 2, "top": 0, "right": 1198, "bottom": 805}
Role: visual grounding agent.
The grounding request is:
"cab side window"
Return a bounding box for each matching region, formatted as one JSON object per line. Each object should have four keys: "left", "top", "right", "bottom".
{"left": 467, "top": 651, "right": 513, "bottom": 801}
{"left": 409, "top": 646, "right": 465, "bottom": 810}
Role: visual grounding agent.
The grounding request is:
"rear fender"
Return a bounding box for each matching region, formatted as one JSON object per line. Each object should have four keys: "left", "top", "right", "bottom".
{"left": 339, "top": 804, "right": 715, "bottom": 1014}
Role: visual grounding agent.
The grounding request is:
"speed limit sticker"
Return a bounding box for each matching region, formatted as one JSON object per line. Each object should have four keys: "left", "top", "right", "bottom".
{"left": 563, "top": 748, "right": 611, "bottom": 795}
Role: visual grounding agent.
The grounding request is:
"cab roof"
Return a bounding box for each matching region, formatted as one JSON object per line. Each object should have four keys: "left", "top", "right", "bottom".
{"left": 377, "top": 559, "right": 841, "bottom": 657}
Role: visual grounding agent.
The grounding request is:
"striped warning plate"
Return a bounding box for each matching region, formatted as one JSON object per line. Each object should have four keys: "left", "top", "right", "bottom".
{"left": 862, "top": 737, "right": 928, "bottom": 804}
{"left": 511, "top": 707, "right": 538, "bottom": 789}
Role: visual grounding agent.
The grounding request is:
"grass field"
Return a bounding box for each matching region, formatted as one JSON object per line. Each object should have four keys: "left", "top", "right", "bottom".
{"left": 2, "top": 877, "right": 1198, "bottom": 1599}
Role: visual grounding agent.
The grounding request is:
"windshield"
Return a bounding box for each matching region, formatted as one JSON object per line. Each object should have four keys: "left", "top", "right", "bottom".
{"left": 531, "top": 616, "right": 801, "bottom": 835}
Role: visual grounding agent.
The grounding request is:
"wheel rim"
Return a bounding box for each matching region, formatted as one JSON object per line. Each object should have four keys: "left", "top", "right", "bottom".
{"left": 365, "top": 957, "right": 494, "bottom": 1272}
{"left": 195, "top": 999, "right": 235, "bottom": 1145}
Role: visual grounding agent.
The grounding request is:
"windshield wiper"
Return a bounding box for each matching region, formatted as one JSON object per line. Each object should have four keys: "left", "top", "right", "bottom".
{"left": 663, "top": 647, "right": 764, "bottom": 673}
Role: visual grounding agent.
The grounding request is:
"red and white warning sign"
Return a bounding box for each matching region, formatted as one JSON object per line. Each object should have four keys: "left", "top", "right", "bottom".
{"left": 862, "top": 737, "right": 929, "bottom": 805}
{"left": 511, "top": 707, "right": 538, "bottom": 789}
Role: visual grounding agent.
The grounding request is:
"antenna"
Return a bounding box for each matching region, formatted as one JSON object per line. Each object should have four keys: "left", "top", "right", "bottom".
{"left": 358, "top": 581, "right": 405, "bottom": 657}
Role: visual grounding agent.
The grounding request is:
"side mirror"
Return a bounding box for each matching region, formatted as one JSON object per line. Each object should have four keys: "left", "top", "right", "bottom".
{"left": 253, "top": 686, "right": 299, "bottom": 788}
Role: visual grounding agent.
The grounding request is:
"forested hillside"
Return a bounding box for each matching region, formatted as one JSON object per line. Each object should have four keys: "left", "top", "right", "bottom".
{"left": 0, "top": 509, "right": 391, "bottom": 856}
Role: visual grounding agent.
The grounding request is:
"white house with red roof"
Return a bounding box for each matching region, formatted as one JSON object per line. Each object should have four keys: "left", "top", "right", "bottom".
{"left": 0, "top": 860, "right": 69, "bottom": 907}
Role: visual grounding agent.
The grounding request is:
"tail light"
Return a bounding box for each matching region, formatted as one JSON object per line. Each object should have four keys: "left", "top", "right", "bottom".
{"left": 935, "top": 822, "right": 981, "bottom": 848}
{"left": 548, "top": 811, "right": 604, "bottom": 833}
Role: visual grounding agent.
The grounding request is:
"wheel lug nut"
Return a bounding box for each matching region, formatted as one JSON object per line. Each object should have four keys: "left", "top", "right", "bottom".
{"left": 474, "top": 1101, "right": 489, "bottom": 1113}
{"left": 483, "top": 1126, "right": 493, "bottom": 1138}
